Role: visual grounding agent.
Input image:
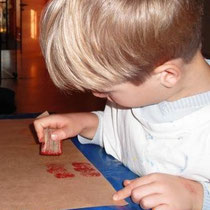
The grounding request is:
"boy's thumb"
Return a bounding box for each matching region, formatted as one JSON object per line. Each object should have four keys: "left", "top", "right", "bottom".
{"left": 51, "top": 129, "right": 67, "bottom": 141}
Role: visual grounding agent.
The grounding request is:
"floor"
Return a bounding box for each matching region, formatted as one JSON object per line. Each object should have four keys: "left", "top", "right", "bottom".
{"left": 0, "top": 0, "right": 209, "bottom": 114}
{"left": 1, "top": 50, "right": 106, "bottom": 114}
{"left": 0, "top": 0, "right": 106, "bottom": 114}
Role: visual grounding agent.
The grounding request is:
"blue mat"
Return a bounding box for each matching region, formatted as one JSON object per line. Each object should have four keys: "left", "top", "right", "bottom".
{"left": 71, "top": 138, "right": 141, "bottom": 210}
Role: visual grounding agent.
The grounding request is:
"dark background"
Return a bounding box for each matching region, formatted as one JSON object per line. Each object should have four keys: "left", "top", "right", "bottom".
{"left": 202, "top": 0, "right": 210, "bottom": 58}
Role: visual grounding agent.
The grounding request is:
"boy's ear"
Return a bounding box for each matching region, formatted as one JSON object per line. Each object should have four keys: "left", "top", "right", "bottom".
{"left": 154, "top": 64, "right": 181, "bottom": 88}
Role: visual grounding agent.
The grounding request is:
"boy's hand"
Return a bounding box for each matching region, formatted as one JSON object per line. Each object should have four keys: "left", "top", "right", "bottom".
{"left": 34, "top": 112, "right": 98, "bottom": 142}
{"left": 113, "top": 173, "right": 203, "bottom": 210}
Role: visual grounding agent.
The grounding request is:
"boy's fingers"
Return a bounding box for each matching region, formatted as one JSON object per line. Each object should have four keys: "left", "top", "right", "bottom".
{"left": 123, "top": 179, "right": 133, "bottom": 186}
{"left": 153, "top": 204, "right": 169, "bottom": 210}
{"left": 33, "top": 120, "right": 45, "bottom": 141}
{"left": 34, "top": 123, "right": 50, "bottom": 141}
{"left": 113, "top": 185, "right": 132, "bottom": 201}
{"left": 34, "top": 115, "right": 57, "bottom": 141}
{"left": 37, "top": 128, "right": 68, "bottom": 143}
{"left": 130, "top": 183, "right": 162, "bottom": 204}
{"left": 138, "top": 193, "right": 164, "bottom": 210}
{"left": 51, "top": 129, "right": 68, "bottom": 141}
{"left": 113, "top": 175, "right": 156, "bottom": 201}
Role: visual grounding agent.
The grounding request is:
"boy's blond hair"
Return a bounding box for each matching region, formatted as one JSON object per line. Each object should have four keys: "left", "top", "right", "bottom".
{"left": 40, "top": 0, "right": 203, "bottom": 91}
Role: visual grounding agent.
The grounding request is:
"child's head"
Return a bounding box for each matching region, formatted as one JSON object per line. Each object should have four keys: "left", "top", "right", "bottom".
{"left": 40, "top": 0, "right": 203, "bottom": 92}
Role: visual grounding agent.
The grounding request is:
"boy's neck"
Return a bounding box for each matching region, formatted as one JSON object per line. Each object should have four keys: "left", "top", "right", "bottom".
{"left": 168, "top": 51, "right": 210, "bottom": 101}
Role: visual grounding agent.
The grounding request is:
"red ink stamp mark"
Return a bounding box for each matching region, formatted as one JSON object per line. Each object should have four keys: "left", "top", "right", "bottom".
{"left": 46, "top": 164, "right": 75, "bottom": 178}
{"left": 72, "top": 162, "right": 101, "bottom": 177}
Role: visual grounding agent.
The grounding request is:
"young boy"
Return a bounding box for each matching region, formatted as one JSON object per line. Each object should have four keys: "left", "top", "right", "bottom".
{"left": 34, "top": 0, "right": 210, "bottom": 209}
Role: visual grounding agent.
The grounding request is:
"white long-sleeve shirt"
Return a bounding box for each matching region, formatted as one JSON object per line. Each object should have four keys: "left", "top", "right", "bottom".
{"left": 79, "top": 59, "right": 210, "bottom": 209}
{"left": 81, "top": 101, "right": 210, "bottom": 181}
{"left": 79, "top": 95, "right": 210, "bottom": 209}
